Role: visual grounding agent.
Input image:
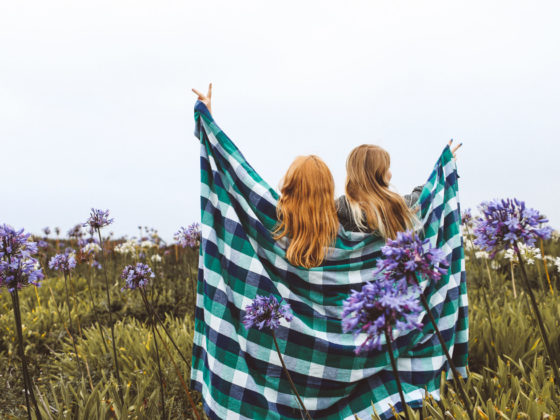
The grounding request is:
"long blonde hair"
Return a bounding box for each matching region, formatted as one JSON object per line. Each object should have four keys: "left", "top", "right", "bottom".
{"left": 274, "top": 156, "right": 338, "bottom": 268}
{"left": 345, "top": 144, "right": 415, "bottom": 238}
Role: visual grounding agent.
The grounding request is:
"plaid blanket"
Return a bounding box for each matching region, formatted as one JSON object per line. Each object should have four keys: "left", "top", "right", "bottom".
{"left": 190, "top": 101, "right": 468, "bottom": 420}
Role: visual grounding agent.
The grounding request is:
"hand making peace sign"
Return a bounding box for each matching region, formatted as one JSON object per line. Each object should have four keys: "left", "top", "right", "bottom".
{"left": 192, "top": 83, "right": 213, "bottom": 115}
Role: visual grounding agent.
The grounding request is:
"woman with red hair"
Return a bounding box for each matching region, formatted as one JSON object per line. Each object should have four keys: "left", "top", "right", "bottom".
{"left": 193, "top": 85, "right": 338, "bottom": 269}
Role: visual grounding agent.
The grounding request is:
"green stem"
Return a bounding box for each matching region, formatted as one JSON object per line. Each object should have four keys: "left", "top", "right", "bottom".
{"left": 515, "top": 246, "right": 560, "bottom": 383}
{"left": 418, "top": 292, "right": 474, "bottom": 420}
{"left": 12, "top": 289, "right": 42, "bottom": 420}
{"left": 84, "top": 268, "right": 109, "bottom": 353}
{"left": 97, "top": 229, "right": 123, "bottom": 402}
{"left": 140, "top": 290, "right": 166, "bottom": 420}
{"left": 271, "top": 330, "right": 312, "bottom": 420}
{"left": 63, "top": 272, "right": 85, "bottom": 380}
{"left": 384, "top": 329, "right": 410, "bottom": 420}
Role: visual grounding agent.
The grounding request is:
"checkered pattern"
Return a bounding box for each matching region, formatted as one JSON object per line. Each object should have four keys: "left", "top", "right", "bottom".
{"left": 190, "top": 101, "right": 468, "bottom": 420}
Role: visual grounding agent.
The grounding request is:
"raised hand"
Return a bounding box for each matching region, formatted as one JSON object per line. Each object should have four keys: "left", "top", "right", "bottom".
{"left": 192, "top": 83, "right": 212, "bottom": 115}
{"left": 448, "top": 139, "right": 462, "bottom": 160}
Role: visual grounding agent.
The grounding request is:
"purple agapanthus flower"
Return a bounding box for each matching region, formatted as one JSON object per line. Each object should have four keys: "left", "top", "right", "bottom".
{"left": 37, "top": 240, "right": 49, "bottom": 249}
{"left": 342, "top": 279, "right": 423, "bottom": 354}
{"left": 67, "top": 224, "right": 84, "bottom": 239}
{"left": 0, "top": 225, "right": 44, "bottom": 291}
{"left": 174, "top": 223, "right": 201, "bottom": 248}
{"left": 84, "top": 208, "right": 114, "bottom": 230}
{"left": 0, "top": 224, "right": 38, "bottom": 259}
{"left": 49, "top": 252, "right": 77, "bottom": 274}
{"left": 243, "top": 295, "right": 294, "bottom": 330}
{"left": 91, "top": 260, "right": 102, "bottom": 270}
{"left": 374, "top": 230, "right": 449, "bottom": 292}
{"left": 474, "top": 199, "right": 552, "bottom": 255}
{"left": 43, "top": 227, "right": 51, "bottom": 236}
{"left": 0, "top": 257, "right": 44, "bottom": 292}
{"left": 461, "top": 208, "right": 473, "bottom": 227}
{"left": 121, "top": 263, "right": 154, "bottom": 290}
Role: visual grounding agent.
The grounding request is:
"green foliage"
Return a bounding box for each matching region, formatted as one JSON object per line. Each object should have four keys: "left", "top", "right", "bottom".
{"left": 1, "top": 238, "right": 559, "bottom": 419}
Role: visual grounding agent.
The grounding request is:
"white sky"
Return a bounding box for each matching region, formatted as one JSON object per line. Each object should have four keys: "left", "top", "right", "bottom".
{"left": 1, "top": 1, "right": 559, "bottom": 241}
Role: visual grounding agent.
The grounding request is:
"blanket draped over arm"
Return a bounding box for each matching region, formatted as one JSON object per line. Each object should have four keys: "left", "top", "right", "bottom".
{"left": 190, "top": 101, "right": 468, "bottom": 420}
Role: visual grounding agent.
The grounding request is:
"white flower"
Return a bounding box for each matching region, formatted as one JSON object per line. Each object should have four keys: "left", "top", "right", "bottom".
{"left": 151, "top": 254, "right": 162, "bottom": 263}
{"left": 475, "top": 251, "right": 489, "bottom": 260}
{"left": 115, "top": 240, "right": 138, "bottom": 255}
{"left": 554, "top": 257, "right": 560, "bottom": 274}
{"left": 82, "top": 243, "right": 101, "bottom": 254}
{"left": 140, "top": 240, "right": 156, "bottom": 249}
{"left": 504, "top": 244, "right": 541, "bottom": 264}
{"left": 490, "top": 261, "right": 500, "bottom": 270}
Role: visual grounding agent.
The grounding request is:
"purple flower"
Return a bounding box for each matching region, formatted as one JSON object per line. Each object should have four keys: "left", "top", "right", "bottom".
{"left": 84, "top": 208, "right": 114, "bottom": 230}
{"left": 342, "top": 279, "right": 423, "bottom": 354}
{"left": 461, "top": 208, "right": 473, "bottom": 227}
{"left": 49, "top": 252, "right": 77, "bottom": 274}
{"left": 374, "top": 230, "right": 449, "bottom": 292}
{"left": 243, "top": 295, "right": 294, "bottom": 330}
{"left": 0, "top": 257, "right": 44, "bottom": 292}
{"left": 43, "top": 227, "right": 51, "bottom": 236}
{"left": 91, "top": 260, "right": 102, "bottom": 270}
{"left": 37, "top": 240, "right": 49, "bottom": 249}
{"left": 67, "top": 224, "right": 84, "bottom": 239}
{"left": 0, "top": 225, "right": 44, "bottom": 291}
{"left": 174, "top": 223, "right": 201, "bottom": 248}
{"left": 0, "top": 224, "right": 38, "bottom": 259}
{"left": 121, "top": 263, "right": 154, "bottom": 290}
{"left": 474, "top": 199, "right": 552, "bottom": 255}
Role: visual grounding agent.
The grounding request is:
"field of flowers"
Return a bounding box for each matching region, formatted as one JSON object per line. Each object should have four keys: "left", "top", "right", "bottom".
{"left": 1, "top": 202, "right": 560, "bottom": 419}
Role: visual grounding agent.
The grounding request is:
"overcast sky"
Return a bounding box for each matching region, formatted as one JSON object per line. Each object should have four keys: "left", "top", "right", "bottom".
{"left": 1, "top": 1, "right": 559, "bottom": 241}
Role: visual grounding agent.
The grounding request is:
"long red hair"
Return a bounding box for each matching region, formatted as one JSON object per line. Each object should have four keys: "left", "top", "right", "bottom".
{"left": 274, "top": 156, "right": 338, "bottom": 268}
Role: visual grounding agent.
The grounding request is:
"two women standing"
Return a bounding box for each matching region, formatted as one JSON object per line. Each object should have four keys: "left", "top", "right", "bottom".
{"left": 192, "top": 83, "right": 461, "bottom": 268}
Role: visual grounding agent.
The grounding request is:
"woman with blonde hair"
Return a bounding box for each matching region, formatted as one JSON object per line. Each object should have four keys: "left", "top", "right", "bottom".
{"left": 338, "top": 142, "right": 460, "bottom": 237}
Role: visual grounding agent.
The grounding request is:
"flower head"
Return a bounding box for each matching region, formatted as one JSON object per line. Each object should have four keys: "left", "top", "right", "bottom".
{"left": 342, "top": 279, "right": 423, "bottom": 354}
{"left": 0, "top": 225, "right": 44, "bottom": 291}
{"left": 504, "top": 243, "right": 542, "bottom": 265}
{"left": 0, "top": 224, "right": 38, "bottom": 259}
{"left": 43, "top": 227, "right": 51, "bottom": 236}
{"left": 374, "top": 230, "right": 449, "bottom": 292}
{"left": 121, "top": 263, "right": 154, "bottom": 290}
{"left": 84, "top": 208, "right": 114, "bottom": 230}
{"left": 49, "top": 252, "right": 77, "bottom": 274}
{"left": 243, "top": 294, "right": 293, "bottom": 330}
{"left": 68, "top": 224, "right": 84, "bottom": 239}
{"left": 474, "top": 199, "right": 552, "bottom": 255}
{"left": 114, "top": 239, "right": 138, "bottom": 256}
{"left": 82, "top": 242, "right": 102, "bottom": 254}
{"left": 461, "top": 208, "right": 473, "bottom": 228}
{"left": 174, "top": 223, "right": 201, "bottom": 248}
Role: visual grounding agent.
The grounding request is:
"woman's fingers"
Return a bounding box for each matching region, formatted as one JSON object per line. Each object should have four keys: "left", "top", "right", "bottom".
{"left": 451, "top": 141, "right": 463, "bottom": 161}
{"left": 192, "top": 88, "right": 206, "bottom": 99}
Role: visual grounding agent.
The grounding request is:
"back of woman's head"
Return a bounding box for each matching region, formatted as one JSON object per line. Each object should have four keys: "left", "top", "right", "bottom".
{"left": 345, "top": 144, "right": 415, "bottom": 238}
{"left": 274, "top": 155, "right": 338, "bottom": 268}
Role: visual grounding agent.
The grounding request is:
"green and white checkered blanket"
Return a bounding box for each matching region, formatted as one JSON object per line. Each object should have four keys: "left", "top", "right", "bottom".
{"left": 190, "top": 101, "right": 468, "bottom": 420}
